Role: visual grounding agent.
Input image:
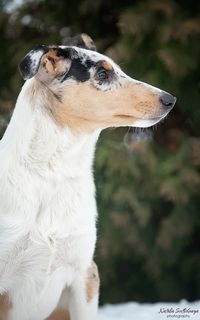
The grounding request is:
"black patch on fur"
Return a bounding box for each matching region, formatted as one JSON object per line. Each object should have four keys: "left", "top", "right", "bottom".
{"left": 61, "top": 58, "right": 91, "bottom": 83}
{"left": 52, "top": 47, "right": 73, "bottom": 59}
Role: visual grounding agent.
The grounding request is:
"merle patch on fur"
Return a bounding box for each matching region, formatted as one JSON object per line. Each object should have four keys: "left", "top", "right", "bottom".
{"left": 19, "top": 45, "right": 48, "bottom": 80}
{"left": 61, "top": 58, "right": 91, "bottom": 83}
{"left": 52, "top": 47, "right": 75, "bottom": 59}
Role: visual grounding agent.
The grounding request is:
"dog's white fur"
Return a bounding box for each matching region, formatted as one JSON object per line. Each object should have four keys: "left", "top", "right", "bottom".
{"left": 0, "top": 44, "right": 174, "bottom": 320}
{"left": 0, "top": 77, "right": 100, "bottom": 319}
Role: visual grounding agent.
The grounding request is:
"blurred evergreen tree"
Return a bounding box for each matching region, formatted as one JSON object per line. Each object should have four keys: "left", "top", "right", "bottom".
{"left": 0, "top": 0, "right": 200, "bottom": 304}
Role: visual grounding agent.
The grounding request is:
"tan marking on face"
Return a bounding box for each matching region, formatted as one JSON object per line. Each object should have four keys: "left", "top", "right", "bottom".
{"left": 47, "top": 309, "right": 70, "bottom": 320}
{"left": 85, "top": 261, "right": 100, "bottom": 303}
{"left": 49, "top": 82, "right": 160, "bottom": 133}
{"left": 101, "top": 60, "right": 113, "bottom": 71}
{"left": 29, "top": 78, "right": 161, "bottom": 133}
{"left": 0, "top": 294, "right": 12, "bottom": 320}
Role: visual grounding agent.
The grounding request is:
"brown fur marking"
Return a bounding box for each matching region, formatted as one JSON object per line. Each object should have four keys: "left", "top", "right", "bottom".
{"left": 101, "top": 60, "right": 113, "bottom": 71}
{"left": 51, "top": 82, "right": 159, "bottom": 132}
{"left": 47, "top": 309, "right": 70, "bottom": 320}
{"left": 28, "top": 77, "right": 160, "bottom": 134}
{"left": 43, "top": 50, "right": 64, "bottom": 75}
{"left": 86, "top": 261, "right": 100, "bottom": 303}
{"left": 81, "top": 34, "right": 95, "bottom": 50}
{"left": 38, "top": 50, "right": 71, "bottom": 82}
{"left": 0, "top": 294, "right": 12, "bottom": 320}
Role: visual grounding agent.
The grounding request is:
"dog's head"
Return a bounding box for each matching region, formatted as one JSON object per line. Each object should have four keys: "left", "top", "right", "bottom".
{"left": 19, "top": 34, "right": 176, "bottom": 132}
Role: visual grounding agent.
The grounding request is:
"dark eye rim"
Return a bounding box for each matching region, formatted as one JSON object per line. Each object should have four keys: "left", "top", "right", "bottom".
{"left": 96, "top": 68, "right": 109, "bottom": 81}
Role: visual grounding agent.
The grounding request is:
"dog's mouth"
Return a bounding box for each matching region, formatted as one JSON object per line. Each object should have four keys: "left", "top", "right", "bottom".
{"left": 114, "top": 112, "right": 169, "bottom": 128}
{"left": 132, "top": 116, "right": 166, "bottom": 128}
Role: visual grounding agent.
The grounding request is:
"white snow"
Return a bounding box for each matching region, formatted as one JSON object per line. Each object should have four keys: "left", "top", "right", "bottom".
{"left": 98, "top": 301, "right": 200, "bottom": 320}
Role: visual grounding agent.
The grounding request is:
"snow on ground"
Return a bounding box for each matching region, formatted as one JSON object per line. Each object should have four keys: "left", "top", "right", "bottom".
{"left": 98, "top": 300, "right": 200, "bottom": 320}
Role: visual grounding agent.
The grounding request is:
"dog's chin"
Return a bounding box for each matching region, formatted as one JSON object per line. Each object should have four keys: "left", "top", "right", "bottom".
{"left": 132, "top": 115, "right": 167, "bottom": 128}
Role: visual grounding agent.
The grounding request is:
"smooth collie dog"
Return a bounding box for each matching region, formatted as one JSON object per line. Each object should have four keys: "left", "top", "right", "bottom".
{"left": 0, "top": 34, "right": 176, "bottom": 320}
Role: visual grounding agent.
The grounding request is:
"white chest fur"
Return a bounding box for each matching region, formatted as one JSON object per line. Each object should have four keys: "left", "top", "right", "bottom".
{"left": 0, "top": 80, "right": 99, "bottom": 298}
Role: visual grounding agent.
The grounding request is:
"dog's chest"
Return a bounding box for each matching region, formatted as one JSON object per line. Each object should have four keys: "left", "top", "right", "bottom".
{"left": 22, "top": 121, "right": 97, "bottom": 237}
{"left": 28, "top": 156, "right": 97, "bottom": 261}
{"left": 0, "top": 170, "right": 97, "bottom": 289}
{"left": 0, "top": 104, "right": 98, "bottom": 286}
{"left": 33, "top": 174, "right": 97, "bottom": 237}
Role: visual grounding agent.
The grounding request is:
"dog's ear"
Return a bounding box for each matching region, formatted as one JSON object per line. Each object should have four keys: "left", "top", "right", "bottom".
{"left": 19, "top": 46, "right": 74, "bottom": 81}
{"left": 19, "top": 45, "right": 49, "bottom": 80}
{"left": 63, "top": 33, "right": 96, "bottom": 51}
{"left": 38, "top": 47, "right": 73, "bottom": 82}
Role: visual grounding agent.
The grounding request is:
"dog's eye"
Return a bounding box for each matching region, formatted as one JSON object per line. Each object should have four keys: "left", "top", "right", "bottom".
{"left": 96, "top": 68, "right": 109, "bottom": 81}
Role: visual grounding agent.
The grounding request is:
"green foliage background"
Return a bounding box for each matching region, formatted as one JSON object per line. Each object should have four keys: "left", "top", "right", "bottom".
{"left": 0, "top": 0, "right": 200, "bottom": 304}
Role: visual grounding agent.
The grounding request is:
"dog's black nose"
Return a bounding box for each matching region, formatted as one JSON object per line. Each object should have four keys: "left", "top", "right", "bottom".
{"left": 159, "top": 92, "right": 176, "bottom": 109}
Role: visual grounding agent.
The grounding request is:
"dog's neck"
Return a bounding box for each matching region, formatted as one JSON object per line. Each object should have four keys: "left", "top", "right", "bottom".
{"left": 1, "top": 79, "right": 100, "bottom": 179}
{"left": 0, "top": 79, "right": 99, "bottom": 247}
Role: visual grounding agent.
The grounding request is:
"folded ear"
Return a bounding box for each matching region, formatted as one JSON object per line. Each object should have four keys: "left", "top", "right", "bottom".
{"left": 39, "top": 48, "right": 72, "bottom": 81}
{"left": 19, "top": 46, "right": 73, "bottom": 82}
{"left": 19, "top": 45, "right": 49, "bottom": 80}
{"left": 63, "top": 33, "right": 96, "bottom": 51}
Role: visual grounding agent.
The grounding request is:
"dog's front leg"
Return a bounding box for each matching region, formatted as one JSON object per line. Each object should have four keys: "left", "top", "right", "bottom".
{"left": 67, "top": 261, "right": 99, "bottom": 320}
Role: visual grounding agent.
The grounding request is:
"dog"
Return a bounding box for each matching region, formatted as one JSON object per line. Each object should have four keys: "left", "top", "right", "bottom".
{"left": 0, "top": 34, "right": 176, "bottom": 320}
